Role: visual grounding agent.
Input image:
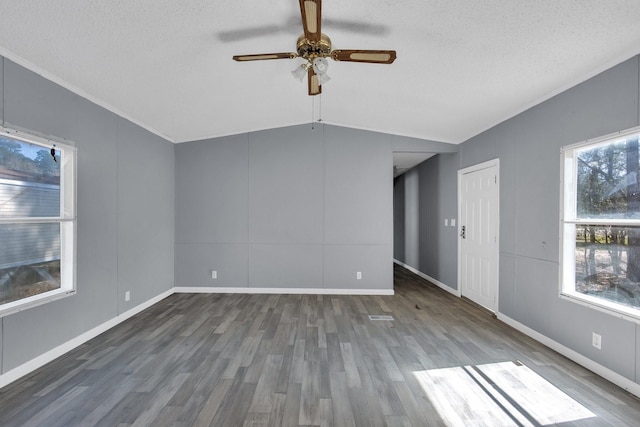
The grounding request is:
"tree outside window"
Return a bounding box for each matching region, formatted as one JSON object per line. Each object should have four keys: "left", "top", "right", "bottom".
{"left": 562, "top": 129, "right": 640, "bottom": 317}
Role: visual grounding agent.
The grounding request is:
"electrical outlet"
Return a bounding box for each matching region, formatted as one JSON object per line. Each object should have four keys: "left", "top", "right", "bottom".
{"left": 125, "top": 291, "right": 130, "bottom": 302}
{"left": 356, "top": 272, "right": 362, "bottom": 280}
{"left": 211, "top": 270, "right": 217, "bottom": 279}
{"left": 592, "top": 332, "right": 602, "bottom": 350}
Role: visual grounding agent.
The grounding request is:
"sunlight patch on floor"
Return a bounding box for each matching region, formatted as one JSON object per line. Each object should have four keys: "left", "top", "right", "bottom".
{"left": 414, "top": 361, "right": 596, "bottom": 426}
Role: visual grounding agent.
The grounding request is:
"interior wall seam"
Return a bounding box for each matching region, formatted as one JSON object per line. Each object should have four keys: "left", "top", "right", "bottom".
{"left": 115, "top": 117, "right": 120, "bottom": 315}
{"left": 1, "top": 56, "right": 4, "bottom": 127}
{"left": 246, "top": 131, "right": 251, "bottom": 287}
{"left": 321, "top": 123, "right": 326, "bottom": 289}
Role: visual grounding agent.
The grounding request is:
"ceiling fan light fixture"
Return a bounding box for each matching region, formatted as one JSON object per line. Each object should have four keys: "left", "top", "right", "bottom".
{"left": 317, "top": 72, "right": 331, "bottom": 85}
{"left": 312, "top": 57, "right": 329, "bottom": 75}
{"left": 292, "top": 64, "right": 308, "bottom": 81}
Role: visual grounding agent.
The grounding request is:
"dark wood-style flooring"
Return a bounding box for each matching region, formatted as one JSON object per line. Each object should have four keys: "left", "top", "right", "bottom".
{"left": 0, "top": 265, "right": 639, "bottom": 426}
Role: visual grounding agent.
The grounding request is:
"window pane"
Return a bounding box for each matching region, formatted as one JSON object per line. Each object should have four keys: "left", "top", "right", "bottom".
{"left": 0, "top": 223, "right": 61, "bottom": 305}
{"left": 0, "top": 136, "right": 60, "bottom": 218}
{"left": 574, "top": 224, "right": 640, "bottom": 311}
{"left": 576, "top": 136, "right": 640, "bottom": 219}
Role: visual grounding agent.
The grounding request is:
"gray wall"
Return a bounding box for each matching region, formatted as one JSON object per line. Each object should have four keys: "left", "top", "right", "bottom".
{"left": 393, "top": 153, "right": 459, "bottom": 289}
{"left": 461, "top": 55, "right": 640, "bottom": 383}
{"left": 175, "top": 124, "right": 395, "bottom": 291}
{"left": 402, "top": 55, "right": 640, "bottom": 384}
{"left": 393, "top": 174, "right": 405, "bottom": 262}
{"left": 0, "top": 57, "right": 175, "bottom": 373}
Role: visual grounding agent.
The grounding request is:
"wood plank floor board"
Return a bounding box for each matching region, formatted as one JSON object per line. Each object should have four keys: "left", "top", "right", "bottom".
{"left": 269, "top": 322, "right": 293, "bottom": 355}
{"left": 247, "top": 354, "right": 283, "bottom": 414}
{"left": 393, "top": 379, "right": 445, "bottom": 427}
{"left": 289, "top": 338, "right": 306, "bottom": 385}
{"left": 266, "top": 391, "right": 287, "bottom": 426}
{"left": 168, "top": 355, "right": 225, "bottom": 407}
{"left": 76, "top": 376, "right": 141, "bottom": 427}
{"left": 207, "top": 369, "right": 253, "bottom": 427}
{"left": 130, "top": 372, "right": 190, "bottom": 427}
{"left": 339, "top": 342, "right": 362, "bottom": 389}
{"left": 317, "top": 319, "right": 328, "bottom": 350}
{"left": 346, "top": 375, "right": 386, "bottom": 427}
{"left": 318, "top": 349, "right": 332, "bottom": 399}
{"left": 274, "top": 340, "right": 296, "bottom": 393}
{"left": 189, "top": 378, "right": 233, "bottom": 427}
{"left": 280, "top": 383, "right": 303, "bottom": 427}
{"left": 21, "top": 384, "right": 89, "bottom": 427}
{"left": 327, "top": 373, "right": 356, "bottom": 427}
{"left": 92, "top": 390, "right": 149, "bottom": 427}
{"left": 368, "top": 358, "right": 406, "bottom": 417}
{"left": 325, "top": 333, "right": 345, "bottom": 375}
{"left": 243, "top": 339, "right": 273, "bottom": 385}
{"left": 2, "top": 264, "right": 640, "bottom": 426}
{"left": 298, "top": 360, "right": 321, "bottom": 424}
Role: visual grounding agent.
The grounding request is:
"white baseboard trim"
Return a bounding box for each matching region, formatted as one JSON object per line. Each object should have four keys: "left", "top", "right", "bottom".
{"left": 0, "top": 289, "right": 174, "bottom": 390}
{"left": 174, "top": 286, "right": 394, "bottom": 296}
{"left": 497, "top": 312, "right": 640, "bottom": 399}
{"left": 393, "top": 259, "right": 460, "bottom": 297}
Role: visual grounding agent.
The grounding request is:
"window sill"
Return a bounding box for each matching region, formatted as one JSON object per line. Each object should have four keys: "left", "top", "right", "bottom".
{"left": 0, "top": 288, "right": 76, "bottom": 318}
{"left": 560, "top": 291, "right": 640, "bottom": 324}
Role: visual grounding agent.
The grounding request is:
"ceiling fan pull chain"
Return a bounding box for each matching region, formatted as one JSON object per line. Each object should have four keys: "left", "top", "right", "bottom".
{"left": 311, "top": 96, "right": 315, "bottom": 130}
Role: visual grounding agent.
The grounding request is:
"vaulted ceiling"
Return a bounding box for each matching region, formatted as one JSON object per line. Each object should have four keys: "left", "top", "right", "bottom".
{"left": 1, "top": 1, "right": 640, "bottom": 145}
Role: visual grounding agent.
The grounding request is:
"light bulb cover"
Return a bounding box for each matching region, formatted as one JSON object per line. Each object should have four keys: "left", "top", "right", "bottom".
{"left": 313, "top": 57, "right": 329, "bottom": 74}
{"left": 317, "top": 72, "right": 331, "bottom": 85}
{"left": 291, "top": 64, "right": 307, "bottom": 81}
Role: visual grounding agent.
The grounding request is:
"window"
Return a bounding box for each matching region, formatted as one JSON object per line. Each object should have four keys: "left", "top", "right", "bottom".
{"left": 0, "top": 126, "right": 76, "bottom": 317}
{"left": 561, "top": 127, "right": 640, "bottom": 320}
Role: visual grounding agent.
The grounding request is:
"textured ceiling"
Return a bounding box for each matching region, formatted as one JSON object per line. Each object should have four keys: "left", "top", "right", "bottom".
{"left": 1, "top": 1, "right": 640, "bottom": 144}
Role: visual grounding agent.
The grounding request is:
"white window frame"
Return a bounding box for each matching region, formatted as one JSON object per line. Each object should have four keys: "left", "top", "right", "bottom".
{"left": 560, "top": 125, "right": 640, "bottom": 323}
{"left": 0, "top": 126, "right": 77, "bottom": 317}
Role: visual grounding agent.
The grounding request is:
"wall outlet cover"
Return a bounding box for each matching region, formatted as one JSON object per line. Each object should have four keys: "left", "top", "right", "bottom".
{"left": 592, "top": 332, "right": 602, "bottom": 350}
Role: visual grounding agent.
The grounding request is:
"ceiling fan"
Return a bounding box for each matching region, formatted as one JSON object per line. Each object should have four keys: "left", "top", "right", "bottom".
{"left": 232, "top": 0, "right": 397, "bottom": 96}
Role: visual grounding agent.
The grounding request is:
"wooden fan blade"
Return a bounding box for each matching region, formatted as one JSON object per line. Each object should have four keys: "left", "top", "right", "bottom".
{"left": 308, "top": 68, "right": 321, "bottom": 96}
{"left": 233, "top": 52, "right": 297, "bottom": 61}
{"left": 299, "top": 0, "right": 322, "bottom": 42}
{"left": 331, "top": 50, "right": 397, "bottom": 64}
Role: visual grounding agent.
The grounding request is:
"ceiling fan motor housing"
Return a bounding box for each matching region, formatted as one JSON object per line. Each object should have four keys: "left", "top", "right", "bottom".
{"left": 296, "top": 33, "right": 332, "bottom": 59}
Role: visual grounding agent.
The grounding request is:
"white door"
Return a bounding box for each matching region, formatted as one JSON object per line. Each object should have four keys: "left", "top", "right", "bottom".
{"left": 458, "top": 159, "right": 499, "bottom": 312}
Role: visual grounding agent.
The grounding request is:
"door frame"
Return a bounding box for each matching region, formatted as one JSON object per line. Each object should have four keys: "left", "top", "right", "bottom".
{"left": 457, "top": 158, "right": 500, "bottom": 311}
